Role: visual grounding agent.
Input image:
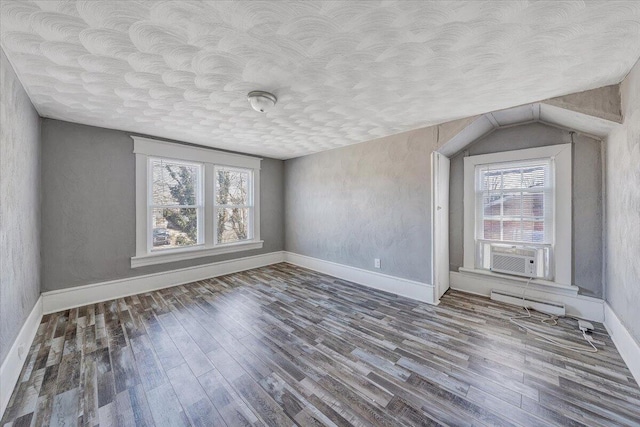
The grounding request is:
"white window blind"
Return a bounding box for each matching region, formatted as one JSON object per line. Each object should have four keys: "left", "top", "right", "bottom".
{"left": 475, "top": 159, "right": 553, "bottom": 244}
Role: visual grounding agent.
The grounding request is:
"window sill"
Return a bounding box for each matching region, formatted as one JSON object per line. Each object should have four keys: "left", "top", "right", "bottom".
{"left": 131, "top": 240, "right": 264, "bottom": 268}
{"left": 458, "top": 267, "right": 578, "bottom": 296}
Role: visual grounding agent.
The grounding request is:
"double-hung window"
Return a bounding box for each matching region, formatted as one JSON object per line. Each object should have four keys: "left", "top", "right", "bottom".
{"left": 463, "top": 144, "right": 572, "bottom": 285}
{"left": 150, "top": 158, "right": 203, "bottom": 250}
{"left": 133, "top": 137, "right": 262, "bottom": 267}
{"left": 214, "top": 166, "right": 254, "bottom": 244}
{"left": 476, "top": 159, "right": 552, "bottom": 245}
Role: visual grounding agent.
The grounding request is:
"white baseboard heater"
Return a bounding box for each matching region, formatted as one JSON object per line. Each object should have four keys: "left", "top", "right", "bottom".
{"left": 490, "top": 290, "right": 566, "bottom": 316}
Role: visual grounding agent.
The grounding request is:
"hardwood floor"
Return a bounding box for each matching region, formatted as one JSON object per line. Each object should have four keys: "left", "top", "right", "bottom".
{"left": 2, "top": 263, "right": 639, "bottom": 426}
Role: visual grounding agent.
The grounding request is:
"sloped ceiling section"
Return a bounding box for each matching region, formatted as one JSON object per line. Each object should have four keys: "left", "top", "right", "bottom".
{"left": 1, "top": 1, "right": 640, "bottom": 159}
{"left": 436, "top": 93, "right": 623, "bottom": 158}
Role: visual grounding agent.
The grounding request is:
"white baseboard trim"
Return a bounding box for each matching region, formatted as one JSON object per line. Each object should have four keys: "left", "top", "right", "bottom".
{"left": 42, "top": 251, "right": 286, "bottom": 314}
{"left": 1, "top": 296, "right": 43, "bottom": 419}
{"left": 604, "top": 303, "right": 640, "bottom": 386}
{"left": 450, "top": 271, "right": 604, "bottom": 322}
{"left": 284, "top": 252, "right": 435, "bottom": 304}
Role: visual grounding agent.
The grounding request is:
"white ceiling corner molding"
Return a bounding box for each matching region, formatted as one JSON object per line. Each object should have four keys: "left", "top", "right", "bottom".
{"left": 1, "top": 1, "right": 640, "bottom": 159}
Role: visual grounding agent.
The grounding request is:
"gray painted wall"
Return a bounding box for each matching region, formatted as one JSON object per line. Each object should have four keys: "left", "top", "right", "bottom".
{"left": 606, "top": 59, "right": 640, "bottom": 344}
{"left": 41, "top": 119, "right": 284, "bottom": 291}
{"left": 285, "top": 127, "right": 437, "bottom": 284}
{"left": 448, "top": 122, "right": 604, "bottom": 297}
{"left": 0, "top": 50, "right": 41, "bottom": 365}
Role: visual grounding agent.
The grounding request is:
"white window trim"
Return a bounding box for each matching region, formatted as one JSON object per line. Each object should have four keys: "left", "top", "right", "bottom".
{"left": 132, "top": 136, "right": 262, "bottom": 268}
{"left": 463, "top": 144, "right": 572, "bottom": 287}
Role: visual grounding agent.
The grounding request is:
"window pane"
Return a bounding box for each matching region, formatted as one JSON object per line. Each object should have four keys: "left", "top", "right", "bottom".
{"left": 502, "top": 220, "right": 523, "bottom": 241}
{"left": 482, "top": 171, "right": 502, "bottom": 191}
{"left": 502, "top": 169, "right": 522, "bottom": 189}
{"left": 522, "top": 166, "right": 545, "bottom": 189}
{"left": 483, "top": 220, "right": 501, "bottom": 240}
{"left": 217, "top": 207, "right": 250, "bottom": 243}
{"left": 483, "top": 194, "right": 501, "bottom": 216}
{"left": 152, "top": 208, "right": 198, "bottom": 248}
{"left": 152, "top": 159, "right": 199, "bottom": 206}
{"left": 521, "top": 220, "right": 545, "bottom": 243}
{"left": 216, "top": 169, "right": 250, "bottom": 205}
{"left": 502, "top": 192, "right": 522, "bottom": 217}
{"left": 500, "top": 219, "right": 545, "bottom": 243}
{"left": 522, "top": 192, "right": 544, "bottom": 217}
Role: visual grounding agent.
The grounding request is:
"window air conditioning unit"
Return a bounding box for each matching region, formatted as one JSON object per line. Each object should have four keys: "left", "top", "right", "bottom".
{"left": 490, "top": 244, "right": 542, "bottom": 278}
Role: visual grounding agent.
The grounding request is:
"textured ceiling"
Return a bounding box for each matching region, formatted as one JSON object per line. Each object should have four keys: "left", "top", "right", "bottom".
{"left": 1, "top": 1, "right": 640, "bottom": 159}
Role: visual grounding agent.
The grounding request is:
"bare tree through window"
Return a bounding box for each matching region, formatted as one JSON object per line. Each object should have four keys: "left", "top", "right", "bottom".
{"left": 151, "top": 159, "right": 201, "bottom": 248}
{"left": 215, "top": 168, "right": 251, "bottom": 243}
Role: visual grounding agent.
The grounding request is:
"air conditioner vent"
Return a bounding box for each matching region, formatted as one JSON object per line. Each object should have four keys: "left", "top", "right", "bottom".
{"left": 490, "top": 244, "right": 541, "bottom": 278}
{"left": 493, "top": 254, "right": 527, "bottom": 275}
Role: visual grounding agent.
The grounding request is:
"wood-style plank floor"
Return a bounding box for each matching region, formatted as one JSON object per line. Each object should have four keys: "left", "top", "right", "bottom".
{"left": 2, "top": 263, "right": 639, "bottom": 426}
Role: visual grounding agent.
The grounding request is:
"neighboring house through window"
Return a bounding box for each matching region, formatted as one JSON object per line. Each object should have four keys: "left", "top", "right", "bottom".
{"left": 132, "top": 136, "right": 262, "bottom": 268}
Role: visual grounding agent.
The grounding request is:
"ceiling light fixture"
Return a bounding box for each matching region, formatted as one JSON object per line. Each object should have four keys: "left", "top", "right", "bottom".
{"left": 247, "top": 90, "right": 277, "bottom": 113}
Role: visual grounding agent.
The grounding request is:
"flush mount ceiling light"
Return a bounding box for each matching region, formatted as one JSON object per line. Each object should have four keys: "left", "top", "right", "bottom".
{"left": 247, "top": 90, "right": 277, "bottom": 113}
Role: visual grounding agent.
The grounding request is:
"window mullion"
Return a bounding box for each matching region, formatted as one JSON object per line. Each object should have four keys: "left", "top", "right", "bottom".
{"left": 204, "top": 163, "right": 215, "bottom": 247}
{"left": 150, "top": 205, "right": 201, "bottom": 209}
{"left": 519, "top": 190, "right": 524, "bottom": 242}
{"left": 500, "top": 171, "right": 504, "bottom": 241}
{"left": 146, "top": 156, "right": 153, "bottom": 254}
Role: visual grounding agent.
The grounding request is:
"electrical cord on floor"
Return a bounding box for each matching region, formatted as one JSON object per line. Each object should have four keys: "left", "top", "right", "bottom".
{"left": 508, "top": 277, "right": 598, "bottom": 354}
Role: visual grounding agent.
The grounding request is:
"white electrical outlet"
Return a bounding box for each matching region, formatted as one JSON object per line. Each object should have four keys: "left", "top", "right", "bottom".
{"left": 374, "top": 258, "right": 381, "bottom": 269}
